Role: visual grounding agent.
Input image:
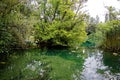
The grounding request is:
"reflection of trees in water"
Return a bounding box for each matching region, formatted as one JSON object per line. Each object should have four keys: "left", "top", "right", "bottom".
{"left": 102, "top": 52, "right": 120, "bottom": 73}
{"left": 77, "top": 49, "right": 120, "bottom": 80}
{"left": 80, "top": 49, "right": 105, "bottom": 80}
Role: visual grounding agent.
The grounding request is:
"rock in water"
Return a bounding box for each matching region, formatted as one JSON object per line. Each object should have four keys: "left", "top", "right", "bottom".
{"left": 113, "top": 53, "right": 118, "bottom": 56}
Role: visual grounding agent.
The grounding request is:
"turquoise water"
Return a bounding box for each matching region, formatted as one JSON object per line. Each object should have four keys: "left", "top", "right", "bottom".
{"left": 0, "top": 49, "right": 120, "bottom": 80}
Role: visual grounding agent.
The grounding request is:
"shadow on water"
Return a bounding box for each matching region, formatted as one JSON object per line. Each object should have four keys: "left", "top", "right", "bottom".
{"left": 80, "top": 48, "right": 120, "bottom": 80}
{"left": 0, "top": 49, "right": 51, "bottom": 80}
{"left": 41, "top": 49, "right": 84, "bottom": 63}
{"left": 40, "top": 49, "right": 84, "bottom": 80}
{"left": 102, "top": 51, "right": 120, "bottom": 73}
{"left": 0, "top": 50, "right": 26, "bottom": 69}
{"left": 0, "top": 49, "right": 84, "bottom": 80}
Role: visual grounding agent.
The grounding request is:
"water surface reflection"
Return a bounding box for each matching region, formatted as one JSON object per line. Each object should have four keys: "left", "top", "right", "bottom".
{"left": 80, "top": 49, "right": 120, "bottom": 80}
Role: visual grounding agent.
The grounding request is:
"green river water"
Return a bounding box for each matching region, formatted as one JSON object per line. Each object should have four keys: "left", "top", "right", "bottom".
{"left": 0, "top": 49, "right": 120, "bottom": 80}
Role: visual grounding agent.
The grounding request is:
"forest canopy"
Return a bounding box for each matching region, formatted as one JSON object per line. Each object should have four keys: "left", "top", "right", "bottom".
{"left": 34, "top": 0, "right": 87, "bottom": 48}
{"left": 0, "top": 0, "right": 120, "bottom": 53}
{"left": 0, "top": 0, "right": 88, "bottom": 53}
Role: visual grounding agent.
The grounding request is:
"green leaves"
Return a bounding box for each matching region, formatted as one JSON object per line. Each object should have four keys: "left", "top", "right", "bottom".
{"left": 34, "top": 0, "right": 87, "bottom": 48}
{"left": 96, "top": 20, "right": 120, "bottom": 52}
{"left": 0, "top": 0, "right": 36, "bottom": 54}
{"left": 0, "top": 0, "right": 87, "bottom": 52}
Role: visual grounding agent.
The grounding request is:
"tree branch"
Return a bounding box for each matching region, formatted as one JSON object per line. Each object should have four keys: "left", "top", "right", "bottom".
{"left": 52, "top": 1, "right": 59, "bottom": 21}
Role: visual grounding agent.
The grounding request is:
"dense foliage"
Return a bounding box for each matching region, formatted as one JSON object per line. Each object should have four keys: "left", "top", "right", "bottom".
{"left": 0, "top": 0, "right": 88, "bottom": 64}
{"left": 0, "top": 0, "right": 36, "bottom": 55}
{"left": 0, "top": 0, "right": 119, "bottom": 54}
{"left": 84, "top": 6, "right": 120, "bottom": 52}
{"left": 0, "top": 0, "right": 20, "bottom": 55}
{"left": 34, "top": 0, "right": 87, "bottom": 48}
{"left": 0, "top": 0, "right": 120, "bottom": 80}
{"left": 86, "top": 20, "right": 120, "bottom": 52}
{"left": 102, "top": 20, "right": 120, "bottom": 52}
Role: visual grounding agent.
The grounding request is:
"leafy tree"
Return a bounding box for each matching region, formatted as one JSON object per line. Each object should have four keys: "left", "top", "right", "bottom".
{"left": 105, "top": 6, "right": 120, "bottom": 22}
{"left": 0, "top": 0, "right": 19, "bottom": 54}
{"left": 103, "top": 20, "right": 120, "bottom": 52}
{"left": 34, "top": 0, "right": 87, "bottom": 48}
{"left": 94, "top": 20, "right": 120, "bottom": 52}
{"left": 0, "top": 0, "right": 36, "bottom": 56}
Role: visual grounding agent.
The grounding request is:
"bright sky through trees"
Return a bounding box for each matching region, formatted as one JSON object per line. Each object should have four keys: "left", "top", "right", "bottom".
{"left": 85, "top": 0, "right": 120, "bottom": 22}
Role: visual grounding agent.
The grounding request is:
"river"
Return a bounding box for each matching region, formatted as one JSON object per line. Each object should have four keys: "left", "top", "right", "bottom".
{"left": 79, "top": 49, "right": 120, "bottom": 80}
{"left": 0, "top": 49, "right": 120, "bottom": 80}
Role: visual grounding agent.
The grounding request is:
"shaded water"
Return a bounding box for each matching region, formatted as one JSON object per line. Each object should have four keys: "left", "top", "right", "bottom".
{"left": 80, "top": 49, "right": 120, "bottom": 80}
{"left": 0, "top": 49, "right": 120, "bottom": 80}
{"left": 0, "top": 49, "right": 83, "bottom": 80}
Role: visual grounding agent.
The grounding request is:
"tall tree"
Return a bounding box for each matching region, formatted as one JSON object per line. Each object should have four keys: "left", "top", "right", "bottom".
{"left": 105, "top": 6, "right": 120, "bottom": 22}
{"left": 34, "top": 0, "right": 87, "bottom": 48}
{"left": 0, "top": 0, "right": 36, "bottom": 55}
